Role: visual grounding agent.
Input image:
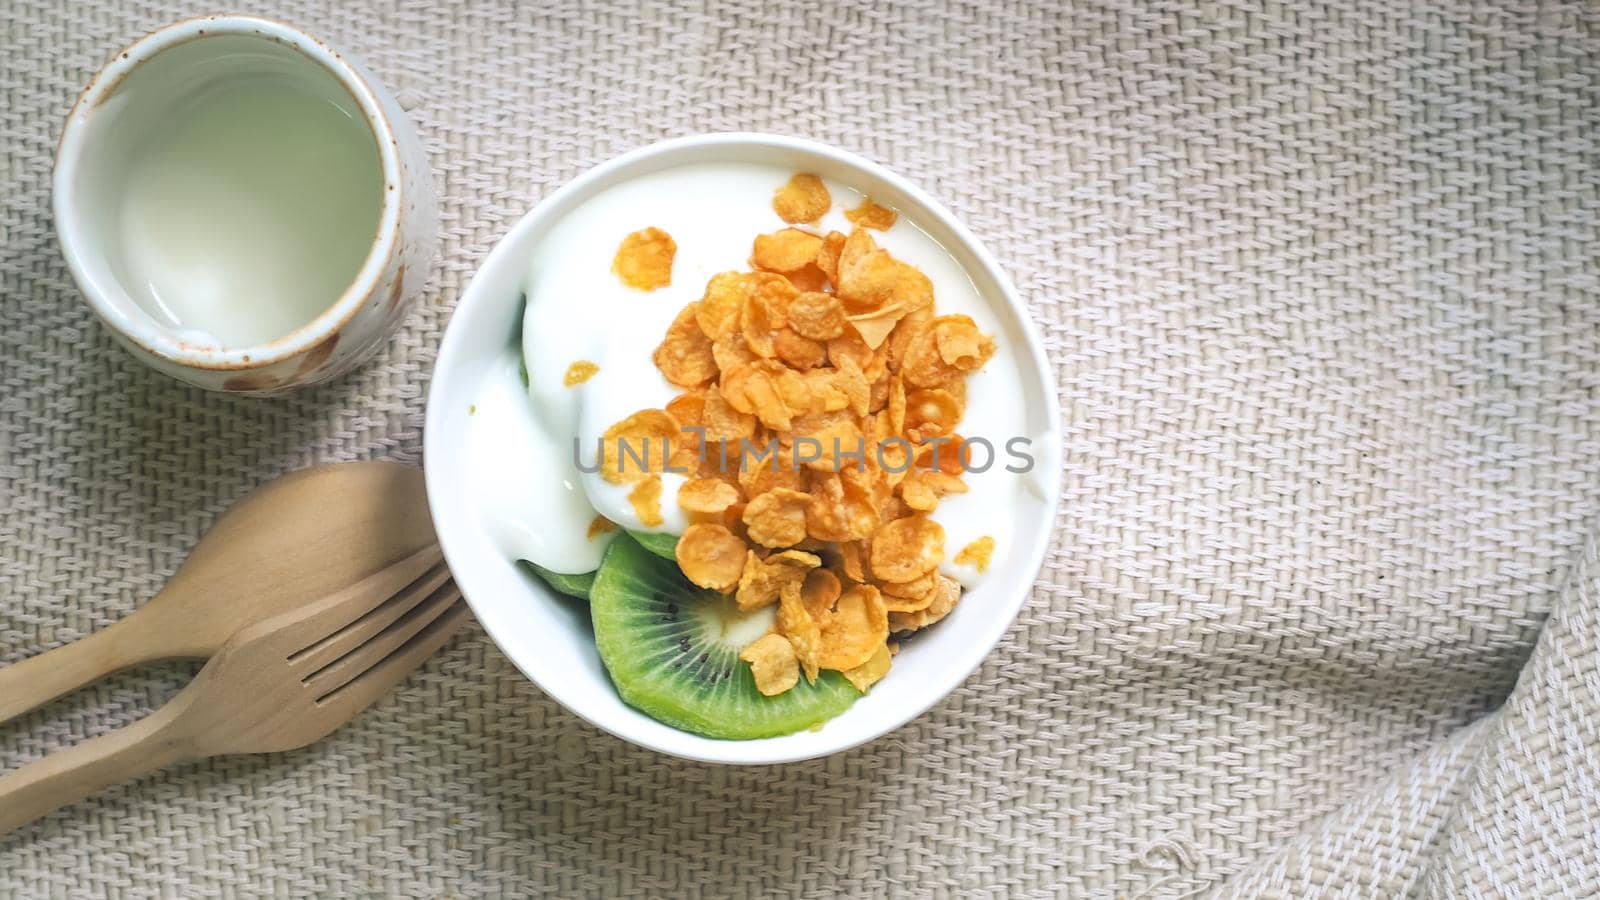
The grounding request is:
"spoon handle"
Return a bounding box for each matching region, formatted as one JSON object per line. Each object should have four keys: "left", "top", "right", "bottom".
{"left": 0, "top": 699, "right": 192, "bottom": 836}
{"left": 0, "top": 616, "right": 170, "bottom": 725}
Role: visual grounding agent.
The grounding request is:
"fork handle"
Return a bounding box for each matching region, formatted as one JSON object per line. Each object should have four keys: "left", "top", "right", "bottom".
{"left": 0, "top": 612, "right": 181, "bottom": 726}
{"left": 0, "top": 701, "right": 192, "bottom": 836}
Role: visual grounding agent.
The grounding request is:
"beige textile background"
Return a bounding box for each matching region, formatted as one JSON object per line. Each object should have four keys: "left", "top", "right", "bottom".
{"left": 2, "top": 1, "right": 1598, "bottom": 896}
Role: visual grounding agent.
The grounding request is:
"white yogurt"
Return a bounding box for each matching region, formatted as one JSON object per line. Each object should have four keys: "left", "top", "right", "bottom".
{"left": 470, "top": 163, "right": 1032, "bottom": 586}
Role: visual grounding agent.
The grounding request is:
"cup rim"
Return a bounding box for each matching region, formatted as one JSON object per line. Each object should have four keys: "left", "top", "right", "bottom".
{"left": 424, "top": 132, "right": 1064, "bottom": 763}
{"left": 52, "top": 14, "right": 404, "bottom": 371}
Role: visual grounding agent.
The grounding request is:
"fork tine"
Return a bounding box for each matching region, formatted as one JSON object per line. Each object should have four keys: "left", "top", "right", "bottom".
{"left": 289, "top": 560, "right": 453, "bottom": 672}
{"left": 313, "top": 600, "right": 470, "bottom": 709}
{"left": 279, "top": 544, "right": 444, "bottom": 652}
{"left": 301, "top": 578, "right": 460, "bottom": 696}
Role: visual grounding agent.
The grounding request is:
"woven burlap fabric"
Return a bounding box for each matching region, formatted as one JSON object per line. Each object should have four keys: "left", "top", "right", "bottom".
{"left": 2, "top": 0, "right": 1597, "bottom": 896}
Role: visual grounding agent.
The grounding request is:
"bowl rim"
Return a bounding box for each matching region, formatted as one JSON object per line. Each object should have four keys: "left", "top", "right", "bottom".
{"left": 51, "top": 14, "right": 405, "bottom": 372}
{"left": 425, "top": 132, "right": 1062, "bottom": 763}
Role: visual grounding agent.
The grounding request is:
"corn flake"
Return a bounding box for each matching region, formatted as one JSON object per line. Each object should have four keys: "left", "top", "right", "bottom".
{"left": 841, "top": 643, "right": 892, "bottom": 692}
{"left": 678, "top": 477, "right": 740, "bottom": 516}
{"left": 816, "top": 231, "right": 847, "bottom": 284}
{"left": 564, "top": 360, "right": 599, "bottom": 387}
{"left": 653, "top": 304, "right": 718, "bottom": 387}
{"left": 741, "top": 289, "right": 783, "bottom": 359}
{"left": 722, "top": 361, "right": 794, "bottom": 431}
{"left": 773, "top": 328, "right": 826, "bottom": 370}
{"left": 804, "top": 472, "right": 878, "bottom": 542}
{"left": 738, "top": 454, "right": 805, "bottom": 497}
{"left": 879, "top": 569, "right": 936, "bottom": 600}
{"left": 882, "top": 593, "right": 934, "bottom": 615}
{"left": 801, "top": 567, "right": 841, "bottom": 620}
{"left": 900, "top": 324, "right": 961, "bottom": 388}
{"left": 904, "top": 388, "right": 963, "bottom": 442}
{"left": 696, "top": 272, "right": 748, "bottom": 340}
{"left": 870, "top": 515, "right": 944, "bottom": 582}
{"left": 898, "top": 468, "right": 966, "bottom": 511}
{"left": 676, "top": 523, "right": 747, "bottom": 591}
{"left": 702, "top": 389, "right": 756, "bottom": 442}
{"left": 893, "top": 263, "right": 934, "bottom": 313}
{"left": 953, "top": 536, "right": 995, "bottom": 573}
{"left": 889, "top": 575, "right": 960, "bottom": 633}
{"left": 786, "top": 264, "right": 829, "bottom": 293}
{"left": 788, "top": 291, "right": 846, "bottom": 341}
{"left": 932, "top": 314, "right": 994, "bottom": 370}
{"left": 752, "top": 228, "right": 825, "bottom": 273}
{"left": 818, "top": 584, "right": 888, "bottom": 671}
{"left": 628, "top": 476, "right": 664, "bottom": 527}
{"left": 847, "top": 304, "right": 907, "bottom": 350}
{"left": 736, "top": 549, "right": 819, "bottom": 611}
{"left": 838, "top": 540, "right": 866, "bottom": 582}
{"left": 742, "top": 487, "right": 811, "bottom": 548}
{"left": 777, "top": 582, "right": 822, "bottom": 682}
{"left": 836, "top": 229, "right": 900, "bottom": 308}
{"left": 833, "top": 354, "right": 871, "bottom": 417}
{"left": 845, "top": 199, "right": 898, "bottom": 231}
{"left": 600, "top": 409, "right": 679, "bottom": 484}
{"left": 773, "top": 173, "right": 830, "bottom": 224}
{"left": 612, "top": 227, "right": 676, "bottom": 290}
{"left": 712, "top": 332, "right": 759, "bottom": 373}
{"left": 740, "top": 633, "right": 799, "bottom": 696}
{"left": 665, "top": 391, "right": 705, "bottom": 429}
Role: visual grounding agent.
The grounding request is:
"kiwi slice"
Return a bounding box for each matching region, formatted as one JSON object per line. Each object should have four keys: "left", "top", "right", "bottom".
{"left": 628, "top": 529, "right": 679, "bottom": 561}
{"left": 591, "top": 533, "right": 860, "bottom": 739}
{"left": 521, "top": 560, "right": 594, "bottom": 601}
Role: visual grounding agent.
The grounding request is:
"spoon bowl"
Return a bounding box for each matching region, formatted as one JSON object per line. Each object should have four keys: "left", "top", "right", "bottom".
{"left": 0, "top": 461, "right": 438, "bottom": 724}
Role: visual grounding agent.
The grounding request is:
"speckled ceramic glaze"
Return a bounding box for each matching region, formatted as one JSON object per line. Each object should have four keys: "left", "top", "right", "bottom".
{"left": 53, "top": 15, "right": 437, "bottom": 394}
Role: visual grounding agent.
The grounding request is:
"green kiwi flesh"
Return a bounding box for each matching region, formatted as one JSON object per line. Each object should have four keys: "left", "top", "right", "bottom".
{"left": 628, "top": 529, "right": 679, "bottom": 561}
{"left": 522, "top": 560, "right": 594, "bottom": 601}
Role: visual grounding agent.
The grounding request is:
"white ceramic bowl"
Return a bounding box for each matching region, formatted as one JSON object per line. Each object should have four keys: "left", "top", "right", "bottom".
{"left": 425, "top": 133, "right": 1060, "bottom": 763}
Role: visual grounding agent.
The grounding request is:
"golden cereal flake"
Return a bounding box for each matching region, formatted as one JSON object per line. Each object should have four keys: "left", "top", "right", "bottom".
{"left": 736, "top": 549, "right": 820, "bottom": 611}
{"left": 787, "top": 291, "right": 847, "bottom": 341}
{"left": 888, "top": 575, "right": 960, "bottom": 633}
{"left": 677, "top": 477, "right": 741, "bottom": 516}
{"left": 777, "top": 581, "right": 823, "bottom": 683}
{"left": 870, "top": 515, "right": 945, "bottom": 582}
{"left": 676, "top": 523, "right": 748, "bottom": 591}
{"left": 739, "top": 633, "right": 800, "bottom": 696}
{"left": 599, "top": 409, "right": 679, "bottom": 484}
{"left": 752, "top": 228, "right": 825, "bottom": 273}
{"left": 627, "top": 476, "right": 665, "bottom": 528}
{"left": 844, "top": 199, "right": 898, "bottom": 231}
{"left": 741, "top": 487, "right": 811, "bottom": 548}
{"left": 772, "top": 173, "right": 831, "bottom": 224}
{"left": 953, "top": 536, "right": 995, "bottom": 573}
{"left": 563, "top": 360, "right": 600, "bottom": 387}
{"left": 612, "top": 227, "right": 676, "bottom": 290}
{"left": 817, "top": 584, "right": 888, "bottom": 671}
{"left": 841, "top": 643, "right": 892, "bottom": 693}
{"left": 653, "top": 304, "right": 718, "bottom": 388}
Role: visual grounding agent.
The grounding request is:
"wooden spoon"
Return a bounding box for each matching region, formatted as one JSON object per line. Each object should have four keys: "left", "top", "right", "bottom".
{"left": 0, "top": 461, "right": 437, "bottom": 724}
{"left": 0, "top": 544, "right": 467, "bottom": 836}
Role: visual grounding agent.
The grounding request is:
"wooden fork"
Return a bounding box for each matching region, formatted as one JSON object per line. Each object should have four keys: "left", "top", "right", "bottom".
{"left": 0, "top": 545, "right": 467, "bottom": 836}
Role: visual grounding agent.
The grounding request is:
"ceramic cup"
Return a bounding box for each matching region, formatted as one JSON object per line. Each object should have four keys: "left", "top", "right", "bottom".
{"left": 53, "top": 15, "right": 437, "bottom": 394}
